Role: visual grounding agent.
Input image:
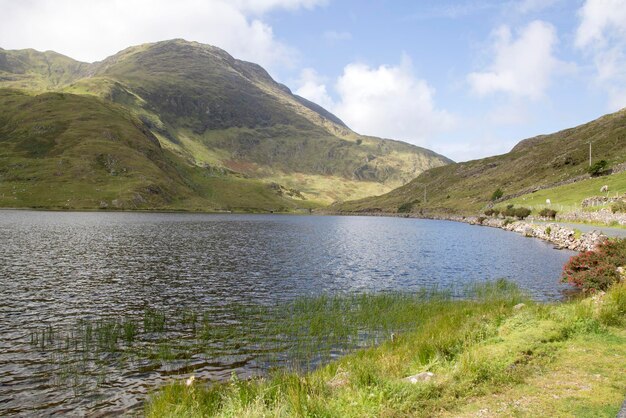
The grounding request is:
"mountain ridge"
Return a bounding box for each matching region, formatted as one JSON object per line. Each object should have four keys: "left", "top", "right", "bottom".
{"left": 0, "top": 39, "right": 451, "bottom": 209}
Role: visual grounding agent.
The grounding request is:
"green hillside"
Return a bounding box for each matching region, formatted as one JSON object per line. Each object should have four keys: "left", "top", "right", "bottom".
{"left": 0, "top": 41, "right": 451, "bottom": 207}
{"left": 0, "top": 48, "right": 89, "bottom": 90}
{"left": 0, "top": 89, "right": 315, "bottom": 212}
{"left": 335, "top": 108, "right": 626, "bottom": 214}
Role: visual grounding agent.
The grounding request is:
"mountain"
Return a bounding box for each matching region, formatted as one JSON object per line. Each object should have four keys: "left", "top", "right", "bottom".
{"left": 0, "top": 89, "right": 317, "bottom": 211}
{"left": 0, "top": 40, "right": 451, "bottom": 209}
{"left": 335, "top": 108, "right": 626, "bottom": 214}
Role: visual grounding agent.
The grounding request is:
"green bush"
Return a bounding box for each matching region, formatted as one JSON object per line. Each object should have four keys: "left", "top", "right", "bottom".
{"left": 598, "top": 281, "right": 626, "bottom": 326}
{"left": 491, "top": 188, "right": 504, "bottom": 201}
{"left": 503, "top": 205, "right": 516, "bottom": 217}
{"left": 484, "top": 209, "right": 501, "bottom": 217}
{"left": 397, "top": 202, "right": 414, "bottom": 213}
{"left": 588, "top": 160, "right": 609, "bottom": 176}
{"left": 611, "top": 201, "right": 626, "bottom": 214}
{"left": 503, "top": 218, "right": 514, "bottom": 226}
{"left": 539, "top": 208, "right": 557, "bottom": 219}
{"left": 477, "top": 216, "right": 486, "bottom": 224}
{"left": 545, "top": 226, "right": 552, "bottom": 235}
{"left": 514, "top": 207, "right": 531, "bottom": 220}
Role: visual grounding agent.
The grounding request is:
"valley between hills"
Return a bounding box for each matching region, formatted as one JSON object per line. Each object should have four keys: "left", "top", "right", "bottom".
{"left": 2, "top": 36, "right": 626, "bottom": 418}
{"left": 2, "top": 39, "right": 626, "bottom": 222}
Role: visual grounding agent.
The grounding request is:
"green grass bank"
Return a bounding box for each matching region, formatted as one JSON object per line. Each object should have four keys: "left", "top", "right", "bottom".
{"left": 145, "top": 281, "right": 626, "bottom": 417}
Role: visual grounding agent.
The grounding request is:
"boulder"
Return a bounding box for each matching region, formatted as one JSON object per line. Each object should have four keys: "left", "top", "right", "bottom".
{"left": 403, "top": 372, "right": 434, "bottom": 384}
{"left": 327, "top": 371, "right": 350, "bottom": 389}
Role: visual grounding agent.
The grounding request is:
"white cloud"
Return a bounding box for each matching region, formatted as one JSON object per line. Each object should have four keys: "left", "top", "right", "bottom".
{"left": 467, "top": 20, "right": 562, "bottom": 99}
{"left": 0, "top": 0, "right": 325, "bottom": 69}
{"left": 576, "top": 0, "right": 626, "bottom": 110}
{"left": 575, "top": 0, "right": 626, "bottom": 48}
{"left": 295, "top": 68, "right": 335, "bottom": 110}
{"left": 592, "top": 49, "right": 626, "bottom": 110}
{"left": 296, "top": 56, "right": 454, "bottom": 147}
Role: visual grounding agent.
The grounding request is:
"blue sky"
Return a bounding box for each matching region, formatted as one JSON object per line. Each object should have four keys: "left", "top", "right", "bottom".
{"left": 1, "top": 0, "right": 625, "bottom": 161}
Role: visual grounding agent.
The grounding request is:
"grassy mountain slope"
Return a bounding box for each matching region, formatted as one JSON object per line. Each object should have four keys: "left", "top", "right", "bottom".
{"left": 0, "top": 41, "right": 451, "bottom": 206}
{"left": 336, "top": 108, "right": 626, "bottom": 214}
{"left": 0, "top": 47, "right": 89, "bottom": 90}
{"left": 0, "top": 89, "right": 314, "bottom": 212}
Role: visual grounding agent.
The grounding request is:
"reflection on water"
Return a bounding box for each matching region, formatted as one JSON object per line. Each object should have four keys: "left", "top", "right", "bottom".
{"left": 0, "top": 210, "right": 575, "bottom": 415}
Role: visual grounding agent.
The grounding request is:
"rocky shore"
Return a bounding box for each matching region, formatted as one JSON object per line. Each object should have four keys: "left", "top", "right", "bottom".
{"left": 464, "top": 216, "right": 607, "bottom": 251}
{"left": 325, "top": 211, "right": 608, "bottom": 252}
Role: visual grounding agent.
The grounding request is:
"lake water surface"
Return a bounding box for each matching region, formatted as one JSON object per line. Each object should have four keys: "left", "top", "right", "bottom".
{"left": 0, "top": 211, "right": 575, "bottom": 416}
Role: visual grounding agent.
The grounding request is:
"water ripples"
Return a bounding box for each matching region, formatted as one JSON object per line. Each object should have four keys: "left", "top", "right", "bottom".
{"left": 0, "top": 211, "right": 575, "bottom": 415}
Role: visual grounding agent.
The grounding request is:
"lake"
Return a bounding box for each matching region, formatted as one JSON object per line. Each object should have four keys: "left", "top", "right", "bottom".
{"left": 0, "top": 211, "right": 575, "bottom": 416}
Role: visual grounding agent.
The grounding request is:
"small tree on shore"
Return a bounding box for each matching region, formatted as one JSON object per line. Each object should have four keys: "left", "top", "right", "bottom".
{"left": 562, "top": 239, "right": 626, "bottom": 292}
{"left": 397, "top": 202, "right": 414, "bottom": 213}
{"left": 539, "top": 208, "right": 557, "bottom": 219}
{"left": 503, "top": 205, "right": 516, "bottom": 217}
{"left": 491, "top": 188, "right": 504, "bottom": 201}
{"left": 514, "top": 207, "right": 531, "bottom": 220}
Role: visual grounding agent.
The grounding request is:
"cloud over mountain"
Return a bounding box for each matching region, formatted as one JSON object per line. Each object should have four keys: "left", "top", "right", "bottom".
{"left": 296, "top": 56, "right": 454, "bottom": 148}
{"left": 467, "top": 20, "right": 561, "bottom": 99}
{"left": 0, "top": 0, "right": 325, "bottom": 69}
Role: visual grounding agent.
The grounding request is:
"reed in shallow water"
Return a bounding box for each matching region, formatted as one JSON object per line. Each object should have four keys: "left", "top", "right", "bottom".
{"left": 28, "top": 280, "right": 523, "bottom": 392}
{"left": 146, "top": 280, "right": 626, "bottom": 417}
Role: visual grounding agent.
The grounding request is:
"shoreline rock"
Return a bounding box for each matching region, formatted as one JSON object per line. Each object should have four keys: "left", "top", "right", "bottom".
{"left": 466, "top": 217, "right": 607, "bottom": 252}
{"left": 323, "top": 211, "right": 608, "bottom": 252}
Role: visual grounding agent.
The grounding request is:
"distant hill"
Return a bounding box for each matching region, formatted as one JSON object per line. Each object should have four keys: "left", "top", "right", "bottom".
{"left": 0, "top": 89, "right": 322, "bottom": 211}
{"left": 335, "top": 108, "right": 626, "bottom": 214}
{"left": 0, "top": 40, "right": 451, "bottom": 208}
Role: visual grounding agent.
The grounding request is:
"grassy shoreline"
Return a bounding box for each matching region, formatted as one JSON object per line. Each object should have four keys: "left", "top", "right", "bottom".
{"left": 146, "top": 281, "right": 626, "bottom": 417}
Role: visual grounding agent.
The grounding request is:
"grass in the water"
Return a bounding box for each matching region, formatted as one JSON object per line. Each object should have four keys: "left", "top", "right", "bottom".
{"left": 28, "top": 281, "right": 522, "bottom": 393}
{"left": 145, "top": 281, "right": 626, "bottom": 418}
{"left": 26, "top": 280, "right": 626, "bottom": 417}
{"left": 144, "top": 309, "right": 167, "bottom": 334}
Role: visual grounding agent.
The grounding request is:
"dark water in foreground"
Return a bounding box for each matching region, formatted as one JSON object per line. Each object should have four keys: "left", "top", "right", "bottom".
{"left": 0, "top": 211, "right": 575, "bottom": 416}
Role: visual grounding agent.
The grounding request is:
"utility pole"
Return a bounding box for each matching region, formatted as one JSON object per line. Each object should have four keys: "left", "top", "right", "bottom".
{"left": 588, "top": 141, "right": 592, "bottom": 167}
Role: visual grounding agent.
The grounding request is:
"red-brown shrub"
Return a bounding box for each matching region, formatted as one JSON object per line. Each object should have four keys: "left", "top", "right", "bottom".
{"left": 562, "top": 239, "right": 626, "bottom": 292}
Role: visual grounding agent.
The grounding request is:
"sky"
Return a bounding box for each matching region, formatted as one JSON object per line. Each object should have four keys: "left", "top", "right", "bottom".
{"left": 1, "top": 0, "right": 625, "bottom": 162}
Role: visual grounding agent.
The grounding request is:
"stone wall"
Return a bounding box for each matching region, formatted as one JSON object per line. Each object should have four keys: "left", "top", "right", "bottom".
{"left": 557, "top": 209, "right": 626, "bottom": 226}
{"left": 581, "top": 194, "right": 625, "bottom": 208}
